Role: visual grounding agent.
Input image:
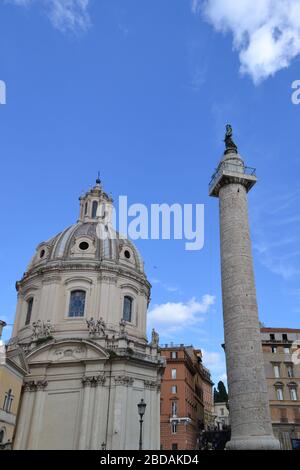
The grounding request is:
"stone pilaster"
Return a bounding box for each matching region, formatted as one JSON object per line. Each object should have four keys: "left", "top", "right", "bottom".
{"left": 79, "top": 376, "right": 93, "bottom": 449}
{"left": 27, "top": 381, "right": 48, "bottom": 449}
{"left": 13, "top": 382, "right": 35, "bottom": 450}
{"left": 90, "top": 375, "right": 106, "bottom": 449}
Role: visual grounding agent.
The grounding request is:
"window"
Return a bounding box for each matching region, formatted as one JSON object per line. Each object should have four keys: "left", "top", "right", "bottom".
{"left": 171, "top": 385, "right": 177, "bottom": 394}
{"left": 68, "top": 290, "right": 86, "bottom": 317}
{"left": 282, "top": 334, "right": 288, "bottom": 341}
{"left": 123, "top": 296, "right": 133, "bottom": 323}
{"left": 25, "top": 298, "right": 33, "bottom": 325}
{"left": 171, "top": 401, "right": 177, "bottom": 417}
{"left": 171, "top": 351, "right": 178, "bottom": 359}
{"left": 272, "top": 346, "right": 277, "bottom": 354}
{"left": 92, "top": 201, "right": 98, "bottom": 218}
{"left": 294, "top": 408, "right": 300, "bottom": 423}
{"left": 0, "top": 429, "right": 4, "bottom": 444}
{"left": 171, "top": 369, "right": 177, "bottom": 379}
{"left": 172, "top": 443, "right": 178, "bottom": 450}
{"left": 279, "top": 408, "right": 288, "bottom": 423}
{"left": 84, "top": 202, "right": 88, "bottom": 215}
{"left": 270, "top": 334, "right": 275, "bottom": 340}
{"left": 124, "top": 250, "right": 131, "bottom": 259}
{"left": 290, "top": 388, "right": 298, "bottom": 401}
{"left": 171, "top": 422, "right": 177, "bottom": 434}
{"left": 79, "top": 241, "right": 89, "bottom": 251}
{"left": 276, "top": 388, "right": 284, "bottom": 401}
{"left": 220, "top": 408, "right": 224, "bottom": 416}
{"left": 3, "top": 389, "right": 14, "bottom": 413}
{"left": 284, "top": 347, "right": 290, "bottom": 354}
{"left": 273, "top": 365, "right": 280, "bottom": 378}
{"left": 287, "top": 365, "right": 294, "bottom": 378}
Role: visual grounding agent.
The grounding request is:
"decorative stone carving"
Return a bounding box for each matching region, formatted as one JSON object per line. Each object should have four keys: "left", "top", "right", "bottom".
{"left": 54, "top": 346, "right": 86, "bottom": 361}
{"left": 32, "top": 320, "right": 54, "bottom": 341}
{"left": 82, "top": 375, "right": 106, "bottom": 387}
{"left": 86, "top": 317, "right": 106, "bottom": 337}
{"left": 151, "top": 328, "right": 159, "bottom": 348}
{"left": 119, "top": 319, "right": 127, "bottom": 336}
{"left": 82, "top": 376, "right": 93, "bottom": 387}
{"left": 114, "top": 375, "right": 134, "bottom": 387}
{"left": 144, "top": 380, "right": 157, "bottom": 390}
{"left": 36, "top": 380, "right": 48, "bottom": 391}
{"left": 23, "top": 381, "right": 36, "bottom": 392}
{"left": 23, "top": 380, "right": 48, "bottom": 392}
{"left": 95, "top": 374, "right": 106, "bottom": 386}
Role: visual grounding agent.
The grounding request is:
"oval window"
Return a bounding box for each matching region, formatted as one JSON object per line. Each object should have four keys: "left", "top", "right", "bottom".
{"left": 40, "top": 249, "right": 45, "bottom": 259}
{"left": 124, "top": 250, "right": 131, "bottom": 259}
{"left": 79, "top": 241, "right": 89, "bottom": 251}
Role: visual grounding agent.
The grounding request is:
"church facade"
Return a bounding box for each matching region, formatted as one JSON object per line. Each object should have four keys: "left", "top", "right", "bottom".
{"left": 9, "top": 178, "right": 164, "bottom": 450}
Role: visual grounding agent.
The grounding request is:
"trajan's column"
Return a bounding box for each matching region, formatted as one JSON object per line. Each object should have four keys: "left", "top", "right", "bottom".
{"left": 209, "top": 125, "right": 280, "bottom": 450}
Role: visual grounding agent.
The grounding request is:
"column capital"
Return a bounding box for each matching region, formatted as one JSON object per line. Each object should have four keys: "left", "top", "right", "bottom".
{"left": 114, "top": 375, "right": 134, "bottom": 387}
{"left": 36, "top": 380, "right": 48, "bottom": 391}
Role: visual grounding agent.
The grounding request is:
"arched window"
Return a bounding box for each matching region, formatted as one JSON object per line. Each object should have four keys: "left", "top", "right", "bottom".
{"left": 275, "top": 383, "right": 284, "bottom": 401}
{"left": 290, "top": 387, "right": 298, "bottom": 401}
{"left": 68, "top": 290, "right": 86, "bottom": 318}
{"left": 288, "top": 383, "right": 298, "bottom": 401}
{"left": 123, "top": 296, "right": 133, "bottom": 323}
{"left": 92, "top": 201, "right": 98, "bottom": 218}
{"left": 25, "top": 298, "right": 33, "bottom": 326}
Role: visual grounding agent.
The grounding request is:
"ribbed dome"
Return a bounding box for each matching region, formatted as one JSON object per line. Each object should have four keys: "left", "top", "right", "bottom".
{"left": 25, "top": 180, "right": 145, "bottom": 276}
{"left": 27, "top": 221, "right": 144, "bottom": 274}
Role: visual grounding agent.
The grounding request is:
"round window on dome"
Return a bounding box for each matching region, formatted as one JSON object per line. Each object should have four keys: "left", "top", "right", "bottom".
{"left": 124, "top": 250, "right": 131, "bottom": 259}
{"left": 79, "top": 241, "right": 89, "bottom": 251}
{"left": 40, "top": 249, "right": 45, "bottom": 259}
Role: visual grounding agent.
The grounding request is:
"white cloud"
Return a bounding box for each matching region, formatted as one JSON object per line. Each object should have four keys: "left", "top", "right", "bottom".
{"left": 193, "top": 0, "right": 300, "bottom": 83}
{"left": 148, "top": 295, "right": 215, "bottom": 334}
{"left": 202, "top": 350, "right": 227, "bottom": 384}
{"left": 4, "top": 0, "right": 91, "bottom": 33}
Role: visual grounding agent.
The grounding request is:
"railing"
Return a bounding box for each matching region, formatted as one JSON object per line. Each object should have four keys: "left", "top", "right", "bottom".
{"left": 209, "top": 163, "right": 256, "bottom": 193}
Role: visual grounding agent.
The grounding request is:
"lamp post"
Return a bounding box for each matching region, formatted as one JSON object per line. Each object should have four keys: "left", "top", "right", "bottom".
{"left": 137, "top": 398, "right": 146, "bottom": 451}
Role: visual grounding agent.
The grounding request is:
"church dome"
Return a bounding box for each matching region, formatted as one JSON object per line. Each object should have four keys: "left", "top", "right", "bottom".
{"left": 14, "top": 177, "right": 150, "bottom": 347}
{"left": 25, "top": 179, "right": 145, "bottom": 276}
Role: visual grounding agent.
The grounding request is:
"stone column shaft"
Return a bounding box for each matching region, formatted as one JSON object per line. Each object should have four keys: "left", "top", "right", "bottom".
{"left": 219, "top": 183, "right": 276, "bottom": 448}
{"left": 209, "top": 136, "right": 280, "bottom": 450}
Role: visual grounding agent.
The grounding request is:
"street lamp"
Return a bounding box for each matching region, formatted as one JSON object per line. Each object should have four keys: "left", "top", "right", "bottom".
{"left": 137, "top": 398, "right": 147, "bottom": 451}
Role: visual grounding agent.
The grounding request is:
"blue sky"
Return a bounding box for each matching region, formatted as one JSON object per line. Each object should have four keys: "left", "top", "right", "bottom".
{"left": 1, "top": 0, "right": 300, "bottom": 385}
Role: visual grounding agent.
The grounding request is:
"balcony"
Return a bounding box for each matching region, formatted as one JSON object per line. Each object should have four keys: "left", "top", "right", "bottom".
{"left": 209, "top": 162, "right": 257, "bottom": 197}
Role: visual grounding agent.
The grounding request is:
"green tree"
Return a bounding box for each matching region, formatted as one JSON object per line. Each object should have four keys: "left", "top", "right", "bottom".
{"left": 214, "top": 381, "right": 228, "bottom": 403}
